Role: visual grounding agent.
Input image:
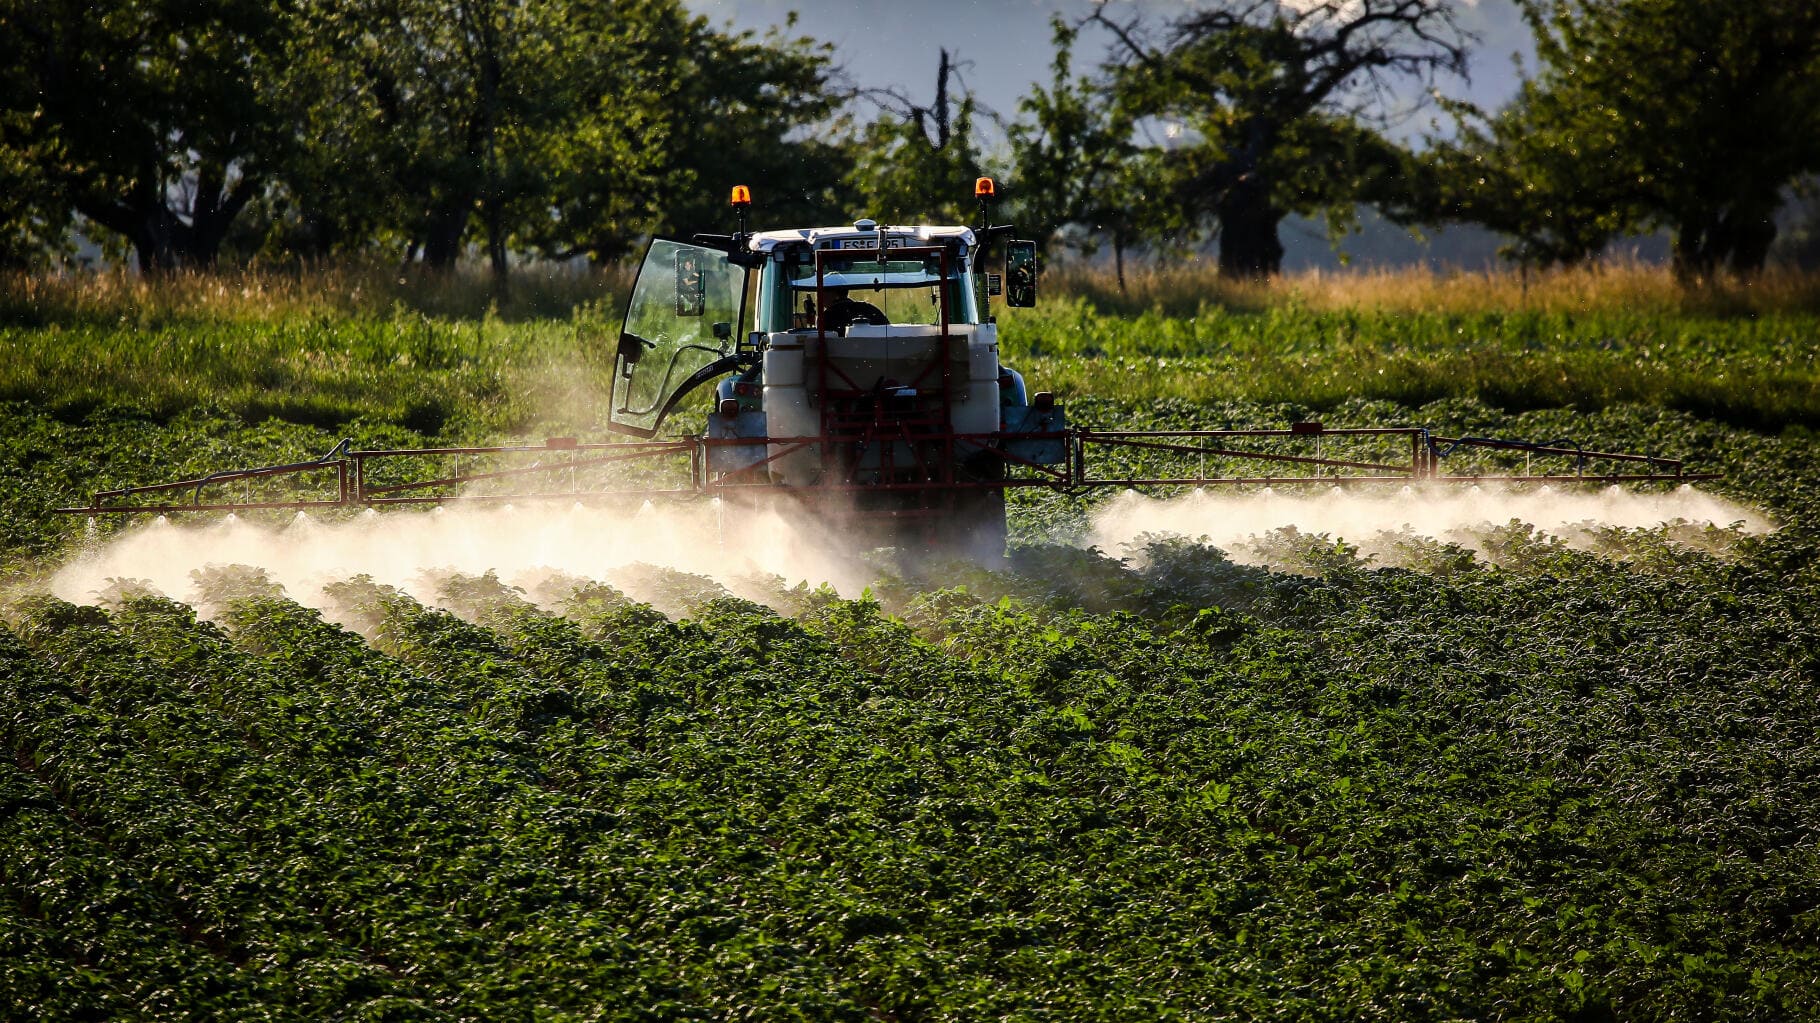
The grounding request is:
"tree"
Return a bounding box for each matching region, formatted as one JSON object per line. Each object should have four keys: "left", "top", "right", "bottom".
{"left": 282, "top": 0, "right": 845, "bottom": 273}
{"left": 0, "top": 85, "right": 71, "bottom": 269}
{"left": 640, "top": 18, "right": 851, "bottom": 244}
{"left": 1, "top": 0, "right": 292, "bottom": 271}
{"left": 1414, "top": 89, "right": 1635, "bottom": 270}
{"left": 1484, "top": 0, "right": 1820, "bottom": 279}
{"left": 1087, "top": 0, "right": 1470, "bottom": 279}
{"left": 846, "top": 50, "right": 990, "bottom": 225}
{"left": 281, "top": 0, "right": 655, "bottom": 278}
{"left": 1007, "top": 19, "right": 1157, "bottom": 291}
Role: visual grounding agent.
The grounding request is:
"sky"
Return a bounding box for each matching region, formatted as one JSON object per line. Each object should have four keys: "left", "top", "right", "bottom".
{"left": 685, "top": 0, "right": 1539, "bottom": 135}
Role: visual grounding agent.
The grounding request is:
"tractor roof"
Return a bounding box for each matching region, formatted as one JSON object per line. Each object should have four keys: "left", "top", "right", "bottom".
{"left": 747, "top": 224, "right": 977, "bottom": 253}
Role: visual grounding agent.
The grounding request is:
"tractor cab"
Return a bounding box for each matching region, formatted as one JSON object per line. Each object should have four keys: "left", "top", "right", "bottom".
{"left": 748, "top": 222, "right": 986, "bottom": 335}
{"left": 607, "top": 206, "right": 1042, "bottom": 443}
{"left": 603, "top": 183, "right": 1065, "bottom": 557}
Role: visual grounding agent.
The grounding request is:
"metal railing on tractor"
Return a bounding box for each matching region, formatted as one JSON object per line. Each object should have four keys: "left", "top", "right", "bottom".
{"left": 54, "top": 423, "right": 1715, "bottom": 518}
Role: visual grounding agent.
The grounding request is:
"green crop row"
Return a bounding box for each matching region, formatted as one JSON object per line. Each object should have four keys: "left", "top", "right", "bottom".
{"left": 999, "top": 300, "right": 1820, "bottom": 429}
{"left": 2, "top": 288, "right": 1817, "bottom": 1019}
{"left": 2, "top": 298, "right": 1817, "bottom": 440}
{"left": 4, "top": 524, "right": 1818, "bottom": 1019}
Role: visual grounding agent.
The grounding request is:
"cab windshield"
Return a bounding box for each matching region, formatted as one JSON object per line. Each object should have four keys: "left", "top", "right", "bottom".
{"left": 770, "top": 248, "right": 979, "bottom": 329}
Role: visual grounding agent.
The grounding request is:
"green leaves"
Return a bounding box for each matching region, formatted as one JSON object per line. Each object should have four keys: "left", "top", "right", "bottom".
{"left": 1433, "top": 0, "right": 1820, "bottom": 277}
{"left": 1077, "top": 1, "right": 1469, "bottom": 277}
{"left": 2, "top": 278, "right": 1820, "bottom": 1017}
{"left": 4, "top": 483, "right": 1820, "bottom": 1017}
{"left": 1, "top": 0, "right": 294, "bottom": 269}
{"left": 0, "top": 0, "right": 846, "bottom": 272}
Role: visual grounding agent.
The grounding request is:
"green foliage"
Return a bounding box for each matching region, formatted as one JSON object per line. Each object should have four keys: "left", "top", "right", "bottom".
{"left": 643, "top": 17, "right": 850, "bottom": 242}
{"left": 281, "top": 0, "right": 688, "bottom": 269}
{"left": 1006, "top": 19, "right": 1150, "bottom": 260}
{"left": 3, "top": 285, "right": 1820, "bottom": 1018}
{"left": 0, "top": 0, "right": 292, "bottom": 270}
{"left": 0, "top": 0, "right": 846, "bottom": 272}
{"left": 1085, "top": 1, "right": 1467, "bottom": 278}
{"left": 0, "top": 316, "right": 539, "bottom": 429}
{"left": 0, "top": 102, "right": 70, "bottom": 270}
{"left": 1432, "top": 0, "right": 1820, "bottom": 277}
{"left": 5, "top": 485, "right": 1820, "bottom": 1016}
{"left": 999, "top": 299, "right": 1820, "bottom": 430}
{"left": 1419, "top": 86, "right": 1631, "bottom": 270}
{"left": 845, "top": 51, "right": 989, "bottom": 225}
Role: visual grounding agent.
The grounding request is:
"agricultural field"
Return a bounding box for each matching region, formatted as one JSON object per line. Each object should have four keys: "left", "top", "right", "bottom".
{"left": 2, "top": 267, "right": 1819, "bottom": 1020}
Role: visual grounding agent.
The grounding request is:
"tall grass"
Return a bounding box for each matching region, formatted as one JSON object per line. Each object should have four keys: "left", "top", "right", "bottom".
{"left": 999, "top": 296, "right": 1820, "bottom": 429}
{"left": 1043, "top": 260, "right": 1820, "bottom": 318}
{"left": 9, "top": 257, "right": 1814, "bottom": 324}
{"left": 1000, "top": 262, "right": 1820, "bottom": 429}
{"left": 0, "top": 315, "right": 630, "bottom": 434}
{"left": 0, "top": 260, "right": 631, "bottom": 327}
{"left": 0, "top": 262, "right": 636, "bottom": 433}
{"left": 4, "top": 260, "right": 1818, "bottom": 433}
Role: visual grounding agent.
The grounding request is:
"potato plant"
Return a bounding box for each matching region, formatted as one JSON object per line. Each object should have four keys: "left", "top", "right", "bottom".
{"left": 2, "top": 302, "right": 1818, "bottom": 1019}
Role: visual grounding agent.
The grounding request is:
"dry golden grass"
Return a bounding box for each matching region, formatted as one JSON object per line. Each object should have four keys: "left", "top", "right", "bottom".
{"left": 0, "top": 260, "right": 633, "bottom": 325}
{"left": 1044, "top": 260, "right": 1820, "bottom": 318}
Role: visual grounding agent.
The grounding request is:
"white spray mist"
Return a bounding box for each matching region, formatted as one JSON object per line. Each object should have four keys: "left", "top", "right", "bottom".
{"left": 51, "top": 499, "right": 876, "bottom": 613}
{"left": 1089, "top": 483, "right": 1770, "bottom": 566}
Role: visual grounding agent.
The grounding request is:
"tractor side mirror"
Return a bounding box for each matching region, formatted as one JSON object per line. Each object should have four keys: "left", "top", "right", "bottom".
{"left": 675, "top": 251, "right": 705, "bottom": 316}
{"left": 1006, "top": 240, "right": 1037, "bottom": 307}
{"left": 616, "top": 331, "right": 653, "bottom": 376}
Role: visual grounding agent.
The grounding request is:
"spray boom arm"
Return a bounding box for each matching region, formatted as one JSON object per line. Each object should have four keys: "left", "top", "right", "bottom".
{"left": 55, "top": 423, "right": 1715, "bottom": 518}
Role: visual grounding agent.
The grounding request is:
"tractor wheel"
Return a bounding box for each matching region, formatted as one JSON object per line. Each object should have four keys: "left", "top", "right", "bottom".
{"left": 946, "top": 486, "right": 1008, "bottom": 563}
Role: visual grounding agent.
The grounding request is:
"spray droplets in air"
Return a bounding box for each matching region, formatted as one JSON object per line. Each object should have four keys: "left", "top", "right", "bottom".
{"left": 52, "top": 501, "right": 876, "bottom": 613}
{"left": 1089, "top": 483, "right": 1769, "bottom": 569}
{"left": 51, "top": 483, "right": 1769, "bottom": 612}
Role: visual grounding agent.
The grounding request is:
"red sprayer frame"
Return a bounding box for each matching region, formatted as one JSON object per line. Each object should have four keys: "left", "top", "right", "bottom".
{"left": 54, "top": 423, "right": 1717, "bottom": 518}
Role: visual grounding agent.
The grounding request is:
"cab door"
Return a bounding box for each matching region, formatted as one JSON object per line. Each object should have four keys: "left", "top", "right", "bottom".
{"left": 610, "top": 238, "right": 747, "bottom": 437}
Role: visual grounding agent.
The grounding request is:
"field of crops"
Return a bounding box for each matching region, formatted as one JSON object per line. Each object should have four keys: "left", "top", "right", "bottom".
{"left": 3, "top": 268, "right": 1819, "bottom": 1020}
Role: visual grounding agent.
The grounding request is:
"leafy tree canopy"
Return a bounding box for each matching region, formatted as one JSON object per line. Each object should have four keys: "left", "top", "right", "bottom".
{"left": 1087, "top": 0, "right": 1469, "bottom": 279}
{"left": 1428, "top": 0, "right": 1820, "bottom": 277}
{"left": 845, "top": 50, "right": 991, "bottom": 226}
{"left": 0, "top": 0, "right": 848, "bottom": 275}
{"left": 1, "top": 0, "right": 293, "bottom": 271}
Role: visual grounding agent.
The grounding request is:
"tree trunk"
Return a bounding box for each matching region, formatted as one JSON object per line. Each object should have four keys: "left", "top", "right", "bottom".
{"left": 1113, "top": 230, "right": 1127, "bottom": 295}
{"left": 1675, "top": 191, "right": 1782, "bottom": 281}
{"left": 1215, "top": 184, "right": 1285, "bottom": 280}
{"left": 76, "top": 170, "right": 258, "bottom": 273}
{"left": 132, "top": 208, "right": 184, "bottom": 273}
{"left": 484, "top": 197, "right": 509, "bottom": 298}
{"left": 86, "top": 199, "right": 179, "bottom": 274}
{"left": 421, "top": 195, "right": 472, "bottom": 270}
{"left": 1724, "top": 197, "right": 1779, "bottom": 277}
{"left": 1672, "top": 221, "right": 1719, "bottom": 283}
{"left": 933, "top": 49, "right": 952, "bottom": 149}
{"left": 181, "top": 170, "right": 260, "bottom": 268}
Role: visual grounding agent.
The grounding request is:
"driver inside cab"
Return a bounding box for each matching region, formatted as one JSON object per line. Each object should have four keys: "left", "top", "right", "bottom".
{"left": 820, "top": 287, "right": 886, "bottom": 331}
